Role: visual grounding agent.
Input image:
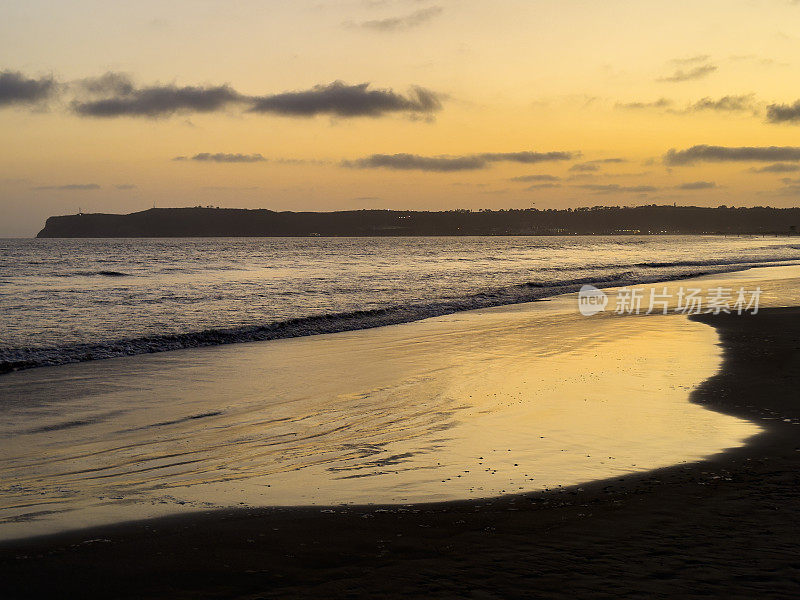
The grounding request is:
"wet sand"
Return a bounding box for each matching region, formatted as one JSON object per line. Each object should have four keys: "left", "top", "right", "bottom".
{"left": 2, "top": 306, "right": 799, "bottom": 599}
{"left": 0, "top": 287, "right": 759, "bottom": 540}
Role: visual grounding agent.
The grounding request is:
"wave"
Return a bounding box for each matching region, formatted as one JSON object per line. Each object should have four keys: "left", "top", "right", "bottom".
{"left": 52, "top": 270, "right": 133, "bottom": 278}
{"left": 632, "top": 256, "right": 799, "bottom": 269}
{"left": 2, "top": 261, "right": 790, "bottom": 375}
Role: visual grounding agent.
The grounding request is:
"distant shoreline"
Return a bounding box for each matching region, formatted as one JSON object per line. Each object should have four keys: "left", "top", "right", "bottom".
{"left": 36, "top": 205, "right": 800, "bottom": 238}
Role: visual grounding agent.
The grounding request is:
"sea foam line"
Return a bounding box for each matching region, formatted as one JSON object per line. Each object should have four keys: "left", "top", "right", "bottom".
{"left": 0, "top": 262, "right": 792, "bottom": 374}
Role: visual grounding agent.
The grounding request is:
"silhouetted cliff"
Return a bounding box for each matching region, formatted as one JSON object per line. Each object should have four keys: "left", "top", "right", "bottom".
{"left": 36, "top": 206, "right": 800, "bottom": 237}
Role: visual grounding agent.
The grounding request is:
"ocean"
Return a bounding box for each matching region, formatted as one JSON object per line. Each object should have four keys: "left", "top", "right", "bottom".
{"left": 2, "top": 235, "right": 800, "bottom": 372}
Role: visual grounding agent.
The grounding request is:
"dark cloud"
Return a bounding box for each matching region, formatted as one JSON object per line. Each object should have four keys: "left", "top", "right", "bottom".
{"left": 578, "top": 184, "right": 658, "bottom": 194}
{"left": 509, "top": 174, "right": 560, "bottom": 182}
{"left": 5, "top": 70, "right": 444, "bottom": 120}
{"left": 676, "top": 181, "right": 716, "bottom": 190}
{"left": 751, "top": 163, "right": 800, "bottom": 173}
{"left": 77, "top": 72, "right": 136, "bottom": 96}
{"left": 766, "top": 101, "right": 800, "bottom": 123}
{"left": 250, "top": 81, "right": 441, "bottom": 117}
{"left": 0, "top": 70, "right": 56, "bottom": 106}
{"left": 344, "top": 151, "right": 576, "bottom": 171}
{"left": 33, "top": 183, "right": 100, "bottom": 190}
{"left": 115, "top": 184, "right": 137, "bottom": 189}
{"left": 352, "top": 7, "right": 443, "bottom": 31}
{"left": 183, "top": 153, "right": 267, "bottom": 163}
{"left": 345, "top": 154, "right": 487, "bottom": 171}
{"left": 657, "top": 64, "right": 717, "bottom": 82}
{"left": 665, "top": 145, "right": 800, "bottom": 165}
{"left": 73, "top": 79, "right": 244, "bottom": 117}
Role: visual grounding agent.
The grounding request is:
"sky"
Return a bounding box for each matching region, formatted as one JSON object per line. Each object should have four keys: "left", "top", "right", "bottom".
{"left": 3, "top": 0, "right": 800, "bottom": 236}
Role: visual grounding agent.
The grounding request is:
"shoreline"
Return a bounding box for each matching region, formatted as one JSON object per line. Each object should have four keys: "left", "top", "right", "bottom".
{"left": 2, "top": 307, "right": 799, "bottom": 598}
{"left": 3, "top": 259, "right": 795, "bottom": 375}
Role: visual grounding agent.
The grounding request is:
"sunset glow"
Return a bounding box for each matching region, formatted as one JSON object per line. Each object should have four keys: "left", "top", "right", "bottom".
{"left": 3, "top": 0, "right": 800, "bottom": 235}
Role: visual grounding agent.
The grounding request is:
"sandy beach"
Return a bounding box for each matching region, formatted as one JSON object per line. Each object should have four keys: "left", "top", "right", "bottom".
{"left": 1, "top": 269, "right": 780, "bottom": 540}
{"left": 1, "top": 266, "right": 799, "bottom": 598}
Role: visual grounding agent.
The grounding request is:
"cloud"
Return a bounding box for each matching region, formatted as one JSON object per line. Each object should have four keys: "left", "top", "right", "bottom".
{"left": 578, "top": 184, "right": 658, "bottom": 194}
{"left": 751, "top": 163, "right": 800, "bottom": 173}
{"left": 670, "top": 55, "right": 711, "bottom": 65}
{"left": 250, "top": 81, "right": 441, "bottom": 117}
{"left": 729, "top": 54, "right": 785, "bottom": 67}
{"left": 77, "top": 72, "right": 136, "bottom": 96}
{"left": 33, "top": 183, "right": 100, "bottom": 190}
{"left": 774, "top": 176, "right": 800, "bottom": 195}
{"left": 351, "top": 6, "right": 443, "bottom": 31}
{"left": 664, "top": 145, "right": 800, "bottom": 165}
{"left": 525, "top": 183, "right": 560, "bottom": 190}
{"left": 766, "top": 101, "right": 800, "bottom": 123}
{"left": 343, "top": 151, "right": 576, "bottom": 171}
{"left": 179, "top": 152, "right": 267, "bottom": 163}
{"left": 73, "top": 78, "right": 244, "bottom": 117}
{"left": 4, "top": 70, "right": 445, "bottom": 120}
{"left": 676, "top": 181, "right": 716, "bottom": 190}
{"left": 480, "top": 151, "right": 575, "bottom": 163}
{"left": 617, "top": 95, "right": 756, "bottom": 114}
{"left": 570, "top": 163, "right": 599, "bottom": 172}
{"left": 569, "top": 158, "right": 626, "bottom": 172}
{"left": 509, "top": 174, "right": 560, "bottom": 182}
{"left": 616, "top": 98, "right": 674, "bottom": 110}
{"left": 657, "top": 64, "right": 717, "bottom": 82}
{"left": 566, "top": 173, "right": 598, "bottom": 181}
{"left": 687, "top": 94, "right": 756, "bottom": 113}
{"left": 115, "top": 184, "right": 137, "bottom": 189}
{"left": 0, "top": 70, "right": 56, "bottom": 106}
{"left": 346, "top": 154, "right": 487, "bottom": 171}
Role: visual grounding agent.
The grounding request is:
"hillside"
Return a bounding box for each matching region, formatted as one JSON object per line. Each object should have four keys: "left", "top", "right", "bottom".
{"left": 36, "top": 205, "right": 800, "bottom": 237}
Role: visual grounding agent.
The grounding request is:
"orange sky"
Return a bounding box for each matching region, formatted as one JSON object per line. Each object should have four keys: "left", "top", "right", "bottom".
{"left": 2, "top": 0, "right": 800, "bottom": 235}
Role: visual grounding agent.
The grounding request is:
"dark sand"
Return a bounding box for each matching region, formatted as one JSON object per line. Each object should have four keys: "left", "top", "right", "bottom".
{"left": 2, "top": 308, "right": 799, "bottom": 599}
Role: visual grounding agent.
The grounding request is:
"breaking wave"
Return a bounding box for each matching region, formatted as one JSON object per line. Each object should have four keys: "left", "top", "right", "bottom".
{"left": 2, "top": 260, "right": 791, "bottom": 375}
